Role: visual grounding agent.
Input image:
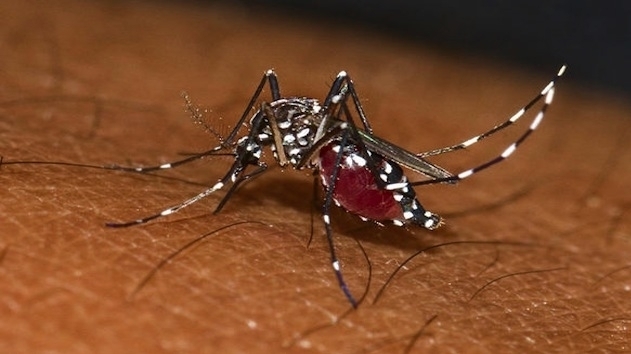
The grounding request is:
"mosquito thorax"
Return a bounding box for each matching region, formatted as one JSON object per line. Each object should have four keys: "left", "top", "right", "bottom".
{"left": 252, "top": 97, "right": 323, "bottom": 167}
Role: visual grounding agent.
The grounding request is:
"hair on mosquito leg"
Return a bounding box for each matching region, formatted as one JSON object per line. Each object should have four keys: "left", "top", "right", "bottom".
{"left": 286, "top": 237, "right": 372, "bottom": 347}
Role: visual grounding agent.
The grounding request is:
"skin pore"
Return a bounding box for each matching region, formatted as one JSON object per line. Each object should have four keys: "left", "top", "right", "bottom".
{"left": 1, "top": 1, "right": 630, "bottom": 353}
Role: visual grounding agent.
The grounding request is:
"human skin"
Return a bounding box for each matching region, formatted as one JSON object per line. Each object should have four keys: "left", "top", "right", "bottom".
{"left": 1, "top": 1, "right": 630, "bottom": 353}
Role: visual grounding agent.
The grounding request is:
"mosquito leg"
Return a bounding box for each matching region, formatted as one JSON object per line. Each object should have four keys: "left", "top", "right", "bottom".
{"left": 213, "top": 162, "right": 268, "bottom": 214}
{"left": 105, "top": 156, "right": 250, "bottom": 227}
{"left": 212, "top": 98, "right": 273, "bottom": 213}
{"left": 418, "top": 65, "right": 566, "bottom": 158}
{"left": 261, "top": 102, "right": 290, "bottom": 166}
{"left": 321, "top": 129, "right": 358, "bottom": 308}
{"left": 105, "top": 149, "right": 231, "bottom": 173}
{"left": 295, "top": 123, "right": 348, "bottom": 170}
{"left": 107, "top": 119, "right": 270, "bottom": 226}
{"left": 322, "top": 71, "right": 373, "bottom": 133}
{"left": 411, "top": 84, "right": 558, "bottom": 187}
{"left": 225, "top": 69, "right": 281, "bottom": 144}
{"left": 105, "top": 179, "right": 229, "bottom": 227}
{"left": 337, "top": 72, "right": 373, "bottom": 134}
{"left": 338, "top": 101, "right": 391, "bottom": 189}
{"left": 321, "top": 77, "right": 420, "bottom": 192}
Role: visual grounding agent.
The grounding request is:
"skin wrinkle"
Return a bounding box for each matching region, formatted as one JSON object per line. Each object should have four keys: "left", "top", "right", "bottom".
{"left": 1, "top": 1, "right": 630, "bottom": 353}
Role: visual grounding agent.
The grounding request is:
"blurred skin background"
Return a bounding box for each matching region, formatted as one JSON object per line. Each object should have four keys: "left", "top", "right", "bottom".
{"left": 1, "top": 1, "right": 630, "bottom": 352}
{"left": 234, "top": 0, "right": 630, "bottom": 95}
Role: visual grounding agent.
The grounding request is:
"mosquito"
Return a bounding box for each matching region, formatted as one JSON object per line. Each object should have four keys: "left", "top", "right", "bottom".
{"left": 9, "top": 65, "right": 566, "bottom": 307}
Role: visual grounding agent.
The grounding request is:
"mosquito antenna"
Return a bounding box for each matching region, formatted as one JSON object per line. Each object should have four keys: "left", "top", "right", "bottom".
{"left": 182, "top": 91, "right": 227, "bottom": 147}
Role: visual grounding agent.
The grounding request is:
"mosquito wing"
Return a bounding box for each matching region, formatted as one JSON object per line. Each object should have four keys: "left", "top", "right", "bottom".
{"left": 357, "top": 130, "right": 455, "bottom": 181}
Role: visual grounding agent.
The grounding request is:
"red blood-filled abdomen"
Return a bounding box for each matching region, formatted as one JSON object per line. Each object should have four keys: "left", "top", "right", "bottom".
{"left": 318, "top": 143, "right": 403, "bottom": 222}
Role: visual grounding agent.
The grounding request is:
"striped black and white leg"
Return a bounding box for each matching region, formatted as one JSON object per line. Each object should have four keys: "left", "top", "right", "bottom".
{"left": 412, "top": 65, "right": 565, "bottom": 187}
{"left": 105, "top": 149, "right": 230, "bottom": 173}
{"left": 105, "top": 164, "right": 241, "bottom": 228}
{"left": 105, "top": 179, "right": 230, "bottom": 227}
{"left": 322, "top": 71, "right": 374, "bottom": 134}
{"left": 106, "top": 70, "right": 284, "bottom": 227}
{"left": 418, "top": 65, "right": 566, "bottom": 159}
{"left": 224, "top": 69, "right": 282, "bottom": 144}
{"left": 320, "top": 130, "right": 359, "bottom": 307}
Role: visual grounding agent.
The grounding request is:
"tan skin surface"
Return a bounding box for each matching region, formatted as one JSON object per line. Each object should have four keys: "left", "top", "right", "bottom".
{"left": 1, "top": 1, "right": 631, "bottom": 353}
